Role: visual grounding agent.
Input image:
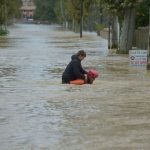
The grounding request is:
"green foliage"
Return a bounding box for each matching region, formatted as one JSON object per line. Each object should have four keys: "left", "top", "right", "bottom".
{"left": 101, "top": 0, "right": 149, "bottom": 28}
{"left": 0, "top": 0, "right": 21, "bottom": 26}
{"left": 54, "top": 0, "right": 95, "bottom": 24}
{"left": 67, "top": 0, "right": 81, "bottom": 23}
{"left": 54, "top": 0, "right": 64, "bottom": 23}
{"left": 0, "top": 27, "right": 8, "bottom": 35}
{"left": 95, "top": 23, "right": 105, "bottom": 31}
{"left": 0, "top": 0, "right": 6, "bottom": 25}
{"left": 6, "top": 0, "right": 21, "bottom": 19}
{"left": 136, "top": 0, "right": 150, "bottom": 27}
{"left": 99, "top": 0, "right": 144, "bottom": 15}
{"left": 30, "top": 0, "right": 150, "bottom": 29}
{"left": 34, "top": 0, "right": 57, "bottom": 22}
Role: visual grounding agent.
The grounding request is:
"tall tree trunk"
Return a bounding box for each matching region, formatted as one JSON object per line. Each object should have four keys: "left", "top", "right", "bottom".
{"left": 60, "top": 0, "right": 66, "bottom": 28}
{"left": 111, "top": 15, "right": 118, "bottom": 49}
{"left": 80, "top": 0, "right": 83, "bottom": 38}
{"left": 72, "top": 19, "right": 75, "bottom": 31}
{"left": 147, "top": 26, "right": 150, "bottom": 69}
{"left": 119, "top": 7, "right": 136, "bottom": 53}
{"left": 60, "top": 0, "right": 64, "bottom": 19}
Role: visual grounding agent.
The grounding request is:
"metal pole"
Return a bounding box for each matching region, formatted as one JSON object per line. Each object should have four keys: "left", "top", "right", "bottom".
{"left": 4, "top": 0, "right": 7, "bottom": 31}
{"left": 108, "top": 17, "right": 111, "bottom": 49}
{"left": 147, "top": 8, "right": 150, "bottom": 69}
{"left": 80, "top": 0, "right": 83, "bottom": 38}
{"left": 148, "top": 8, "right": 150, "bottom": 57}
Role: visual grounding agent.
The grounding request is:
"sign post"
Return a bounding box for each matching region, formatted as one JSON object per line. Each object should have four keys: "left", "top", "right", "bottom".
{"left": 129, "top": 50, "right": 147, "bottom": 67}
{"left": 80, "top": 0, "right": 83, "bottom": 38}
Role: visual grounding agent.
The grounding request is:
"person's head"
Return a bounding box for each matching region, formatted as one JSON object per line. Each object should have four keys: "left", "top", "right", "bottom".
{"left": 76, "top": 50, "right": 86, "bottom": 61}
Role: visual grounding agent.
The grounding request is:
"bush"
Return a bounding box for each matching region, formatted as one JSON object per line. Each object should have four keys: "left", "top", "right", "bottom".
{"left": 0, "top": 27, "right": 9, "bottom": 36}
{"left": 95, "top": 24, "right": 105, "bottom": 36}
{"left": 95, "top": 23, "right": 105, "bottom": 31}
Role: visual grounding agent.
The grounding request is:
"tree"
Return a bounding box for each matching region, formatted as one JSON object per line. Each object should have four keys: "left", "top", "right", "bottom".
{"left": 136, "top": 0, "right": 150, "bottom": 27}
{"left": 34, "top": 0, "right": 57, "bottom": 23}
{"left": 0, "top": 0, "right": 21, "bottom": 35}
{"left": 119, "top": 5, "right": 136, "bottom": 53}
{"left": 54, "top": 0, "right": 96, "bottom": 32}
{"left": 100, "top": 0, "right": 145, "bottom": 53}
{"left": 0, "top": 0, "right": 5, "bottom": 26}
{"left": 7, "top": 0, "right": 22, "bottom": 19}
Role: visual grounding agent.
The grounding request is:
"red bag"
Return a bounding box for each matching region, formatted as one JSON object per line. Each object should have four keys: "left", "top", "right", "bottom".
{"left": 87, "top": 69, "right": 99, "bottom": 78}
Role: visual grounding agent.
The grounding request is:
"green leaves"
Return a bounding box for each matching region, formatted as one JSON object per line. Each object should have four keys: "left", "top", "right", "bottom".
{"left": 136, "top": 0, "right": 150, "bottom": 27}
{"left": 34, "top": 0, "right": 57, "bottom": 22}
{"left": 0, "top": 0, "right": 21, "bottom": 26}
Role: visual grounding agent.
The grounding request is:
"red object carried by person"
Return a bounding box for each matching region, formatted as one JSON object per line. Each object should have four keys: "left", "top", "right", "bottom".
{"left": 70, "top": 69, "right": 99, "bottom": 85}
{"left": 87, "top": 69, "right": 99, "bottom": 78}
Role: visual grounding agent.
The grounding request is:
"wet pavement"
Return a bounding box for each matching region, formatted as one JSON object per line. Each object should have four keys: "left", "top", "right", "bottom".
{"left": 0, "top": 24, "right": 150, "bottom": 150}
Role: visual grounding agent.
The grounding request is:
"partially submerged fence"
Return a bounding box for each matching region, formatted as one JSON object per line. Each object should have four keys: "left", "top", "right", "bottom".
{"left": 133, "top": 27, "right": 149, "bottom": 50}
{"left": 100, "top": 27, "right": 149, "bottom": 50}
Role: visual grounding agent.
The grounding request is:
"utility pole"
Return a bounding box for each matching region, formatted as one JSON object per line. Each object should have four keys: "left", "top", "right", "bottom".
{"left": 80, "top": 0, "right": 83, "bottom": 38}
{"left": 108, "top": 17, "right": 111, "bottom": 49}
{"left": 147, "top": 8, "right": 150, "bottom": 70}
{"left": 148, "top": 8, "right": 150, "bottom": 57}
{"left": 4, "top": 0, "right": 7, "bottom": 31}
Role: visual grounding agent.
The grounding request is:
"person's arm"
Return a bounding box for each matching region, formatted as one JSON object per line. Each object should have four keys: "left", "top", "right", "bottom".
{"left": 80, "top": 67, "right": 87, "bottom": 74}
{"left": 72, "top": 61, "right": 85, "bottom": 79}
{"left": 79, "top": 62, "right": 87, "bottom": 74}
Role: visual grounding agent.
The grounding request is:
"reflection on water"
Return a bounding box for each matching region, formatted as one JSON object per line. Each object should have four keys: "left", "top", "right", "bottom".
{"left": 0, "top": 24, "right": 150, "bottom": 150}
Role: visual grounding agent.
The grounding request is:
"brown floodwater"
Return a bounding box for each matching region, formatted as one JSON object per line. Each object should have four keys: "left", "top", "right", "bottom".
{"left": 0, "top": 24, "right": 150, "bottom": 150}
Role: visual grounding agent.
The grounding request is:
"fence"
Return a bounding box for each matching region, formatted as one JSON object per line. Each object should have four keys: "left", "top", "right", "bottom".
{"left": 133, "top": 27, "right": 149, "bottom": 50}
{"left": 100, "top": 27, "right": 149, "bottom": 50}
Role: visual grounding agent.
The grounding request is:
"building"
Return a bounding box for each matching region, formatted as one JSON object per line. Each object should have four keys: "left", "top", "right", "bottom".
{"left": 20, "top": 0, "right": 36, "bottom": 19}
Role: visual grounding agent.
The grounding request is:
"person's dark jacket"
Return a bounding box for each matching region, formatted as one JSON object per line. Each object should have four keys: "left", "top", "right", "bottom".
{"left": 62, "top": 55, "right": 87, "bottom": 83}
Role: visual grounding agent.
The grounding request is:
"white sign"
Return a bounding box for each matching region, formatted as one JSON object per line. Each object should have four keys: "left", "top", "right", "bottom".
{"left": 129, "top": 50, "right": 148, "bottom": 67}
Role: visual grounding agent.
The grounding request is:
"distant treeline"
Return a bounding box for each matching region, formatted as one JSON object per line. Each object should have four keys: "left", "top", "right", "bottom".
{"left": 0, "top": 0, "right": 21, "bottom": 25}
{"left": 0, "top": 0, "right": 21, "bottom": 34}
{"left": 0, "top": 0, "right": 150, "bottom": 53}
{"left": 34, "top": 0, "right": 150, "bottom": 53}
{"left": 34, "top": 0, "right": 150, "bottom": 29}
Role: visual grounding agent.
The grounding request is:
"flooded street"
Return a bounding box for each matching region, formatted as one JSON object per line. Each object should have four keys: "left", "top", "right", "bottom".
{"left": 0, "top": 24, "right": 150, "bottom": 150}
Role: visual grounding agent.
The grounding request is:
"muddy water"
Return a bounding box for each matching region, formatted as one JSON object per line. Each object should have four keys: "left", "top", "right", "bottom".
{"left": 0, "top": 24, "right": 150, "bottom": 150}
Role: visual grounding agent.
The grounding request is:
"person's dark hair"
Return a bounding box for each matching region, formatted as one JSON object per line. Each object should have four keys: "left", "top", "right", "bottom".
{"left": 76, "top": 50, "right": 86, "bottom": 57}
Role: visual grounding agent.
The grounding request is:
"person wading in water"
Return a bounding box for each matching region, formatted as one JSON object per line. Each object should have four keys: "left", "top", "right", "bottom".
{"left": 62, "top": 50, "right": 87, "bottom": 84}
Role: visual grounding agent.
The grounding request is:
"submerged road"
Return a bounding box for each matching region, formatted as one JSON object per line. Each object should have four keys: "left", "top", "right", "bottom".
{"left": 0, "top": 24, "right": 150, "bottom": 150}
